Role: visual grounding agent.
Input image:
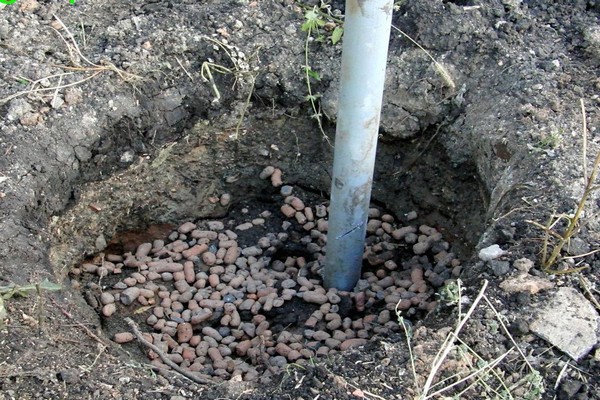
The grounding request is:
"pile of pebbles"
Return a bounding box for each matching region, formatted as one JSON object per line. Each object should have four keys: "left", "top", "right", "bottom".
{"left": 73, "top": 166, "right": 462, "bottom": 383}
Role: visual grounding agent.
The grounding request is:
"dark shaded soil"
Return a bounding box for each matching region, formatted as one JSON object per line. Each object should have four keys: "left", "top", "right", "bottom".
{"left": 1, "top": 0, "right": 599, "bottom": 399}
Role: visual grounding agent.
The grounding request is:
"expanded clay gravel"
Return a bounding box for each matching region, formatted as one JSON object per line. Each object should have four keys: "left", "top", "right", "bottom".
{"left": 73, "top": 166, "right": 462, "bottom": 383}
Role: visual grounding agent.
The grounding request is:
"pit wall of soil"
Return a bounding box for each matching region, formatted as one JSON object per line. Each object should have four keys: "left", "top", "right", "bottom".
{"left": 16, "top": 0, "right": 592, "bottom": 280}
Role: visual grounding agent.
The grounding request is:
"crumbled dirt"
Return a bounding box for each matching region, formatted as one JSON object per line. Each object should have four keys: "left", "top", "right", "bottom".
{"left": 1, "top": 0, "right": 600, "bottom": 399}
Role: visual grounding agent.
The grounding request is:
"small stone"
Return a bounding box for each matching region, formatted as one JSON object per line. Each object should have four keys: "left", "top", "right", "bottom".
{"left": 304, "top": 207, "right": 314, "bottom": 222}
{"left": 288, "top": 197, "right": 305, "bottom": 211}
{"left": 208, "top": 274, "right": 220, "bottom": 287}
{"left": 259, "top": 166, "right": 275, "bottom": 180}
{"left": 489, "top": 260, "right": 511, "bottom": 276}
{"left": 478, "top": 244, "right": 506, "bottom": 261}
{"left": 326, "top": 318, "right": 342, "bottom": 331}
{"left": 135, "top": 243, "right": 152, "bottom": 258}
{"left": 220, "top": 193, "right": 232, "bottom": 206}
{"left": 280, "top": 185, "right": 293, "bottom": 196}
{"left": 281, "top": 279, "right": 297, "bottom": 289}
{"left": 236, "top": 222, "right": 253, "bottom": 231}
{"left": 182, "top": 244, "right": 208, "bottom": 259}
{"left": 275, "top": 342, "right": 293, "bottom": 357}
{"left": 102, "top": 303, "right": 117, "bottom": 317}
{"left": 100, "top": 292, "right": 115, "bottom": 305}
{"left": 271, "top": 168, "right": 283, "bottom": 187}
{"left": 316, "top": 346, "right": 330, "bottom": 357}
{"left": 114, "top": 332, "right": 135, "bottom": 344}
{"left": 121, "top": 287, "right": 141, "bottom": 305}
{"left": 366, "top": 219, "right": 382, "bottom": 233}
{"left": 295, "top": 212, "right": 307, "bottom": 224}
{"left": 391, "top": 226, "right": 417, "bottom": 240}
{"left": 405, "top": 233, "right": 418, "bottom": 244}
{"left": 326, "top": 290, "right": 341, "bottom": 304}
{"left": 410, "top": 268, "right": 424, "bottom": 283}
{"left": 325, "top": 337, "right": 341, "bottom": 349}
{"left": 236, "top": 340, "right": 252, "bottom": 356}
{"left": 529, "top": 287, "right": 599, "bottom": 361}
{"left": 242, "top": 246, "right": 262, "bottom": 257}
{"left": 224, "top": 246, "right": 240, "bottom": 264}
{"left": 286, "top": 350, "right": 302, "bottom": 361}
{"left": 202, "top": 326, "right": 223, "bottom": 342}
{"left": 406, "top": 211, "right": 418, "bottom": 220}
{"left": 304, "top": 316, "right": 319, "bottom": 328}
{"left": 182, "top": 347, "right": 196, "bottom": 362}
{"left": 280, "top": 204, "right": 296, "bottom": 218}
{"left": 190, "top": 309, "right": 213, "bottom": 324}
{"left": 207, "top": 221, "right": 225, "bottom": 231}
{"left": 312, "top": 330, "right": 331, "bottom": 341}
{"left": 178, "top": 222, "right": 197, "bottom": 234}
{"left": 396, "top": 299, "right": 412, "bottom": 311}
{"left": 413, "top": 241, "right": 431, "bottom": 255}
{"left": 302, "top": 291, "right": 328, "bottom": 305}
{"left": 499, "top": 274, "right": 554, "bottom": 295}
{"left": 339, "top": 338, "right": 367, "bottom": 351}
{"left": 513, "top": 258, "right": 534, "bottom": 272}
{"left": 202, "top": 252, "right": 217, "bottom": 266}
{"left": 368, "top": 208, "right": 381, "bottom": 218}
{"left": 177, "top": 323, "right": 193, "bottom": 343}
{"left": 315, "top": 205, "right": 327, "bottom": 218}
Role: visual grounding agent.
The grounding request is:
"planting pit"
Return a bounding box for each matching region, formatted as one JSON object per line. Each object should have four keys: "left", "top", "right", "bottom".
{"left": 67, "top": 156, "right": 475, "bottom": 384}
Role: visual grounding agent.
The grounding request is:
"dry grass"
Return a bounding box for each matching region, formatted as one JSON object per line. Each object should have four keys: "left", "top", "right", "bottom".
{"left": 1, "top": 14, "right": 142, "bottom": 106}
{"left": 398, "top": 280, "right": 545, "bottom": 400}
{"left": 526, "top": 98, "right": 599, "bottom": 273}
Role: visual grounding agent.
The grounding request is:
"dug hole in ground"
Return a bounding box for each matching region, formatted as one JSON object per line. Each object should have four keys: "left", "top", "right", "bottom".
{"left": 0, "top": 0, "right": 599, "bottom": 399}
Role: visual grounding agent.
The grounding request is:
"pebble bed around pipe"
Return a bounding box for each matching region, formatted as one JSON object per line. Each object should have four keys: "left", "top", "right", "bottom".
{"left": 73, "top": 166, "right": 462, "bottom": 383}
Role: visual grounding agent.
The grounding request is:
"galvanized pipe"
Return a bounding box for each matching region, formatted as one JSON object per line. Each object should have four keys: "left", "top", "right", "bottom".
{"left": 323, "top": 0, "right": 393, "bottom": 291}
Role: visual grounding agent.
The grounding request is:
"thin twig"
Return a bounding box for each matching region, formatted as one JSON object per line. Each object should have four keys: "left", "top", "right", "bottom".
{"left": 579, "top": 276, "right": 600, "bottom": 310}
{"left": 176, "top": 56, "right": 194, "bottom": 82}
{"left": 52, "top": 14, "right": 96, "bottom": 66}
{"left": 482, "top": 295, "right": 535, "bottom": 373}
{"left": 581, "top": 99, "right": 588, "bottom": 183}
{"left": 50, "top": 297, "right": 113, "bottom": 348}
{"left": 425, "top": 348, "right": 512, "bottom": 399}
{"left": 554, "top": 361, "right": 570, "bottom": 390}
{"left": 391, "top": 25, "right": 455, "bottom": 90}
{"left": 51, "top": 74, "right": 63, "bottom": 108}
{"left": 124, "top": 317, "right": 214, "bottom": 385}
{"left": 421, "top": 280, "right": 489, "bottom": 398}
{"left": 234, "top": 73, "right": 256, "bottom": 139}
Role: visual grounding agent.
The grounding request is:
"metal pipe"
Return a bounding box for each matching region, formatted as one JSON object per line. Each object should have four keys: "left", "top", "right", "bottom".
{"left": 323, "top": 0, "right": 393, "bottom": 291}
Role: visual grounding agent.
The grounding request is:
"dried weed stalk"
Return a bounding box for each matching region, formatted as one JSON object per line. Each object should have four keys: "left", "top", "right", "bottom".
{"left": 1, "top": 14, "right": 142, "bottom": 105}
{"left": 526, "top": 98, "right": 598, "bottom": 273}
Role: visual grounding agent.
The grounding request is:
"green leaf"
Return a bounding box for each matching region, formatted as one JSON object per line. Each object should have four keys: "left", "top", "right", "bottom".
{"left": 38, "top": 279, "right": 62, "bottom": 292}
{"left": 331, "top": 26, "right": 344, "bottom": 45}
{"left": 306, "top": 68, "right": 321, "bottom": 81}
{"left": 0, "top": 279, "right": 61, "bottom": 300}
{"left": 301, "top": 8, "right": 325, "bottom": 32}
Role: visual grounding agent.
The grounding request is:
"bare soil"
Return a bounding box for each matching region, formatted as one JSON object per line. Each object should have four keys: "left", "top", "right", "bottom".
{"left": 1, "top": 0, "right": 599, "bottom": 399}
